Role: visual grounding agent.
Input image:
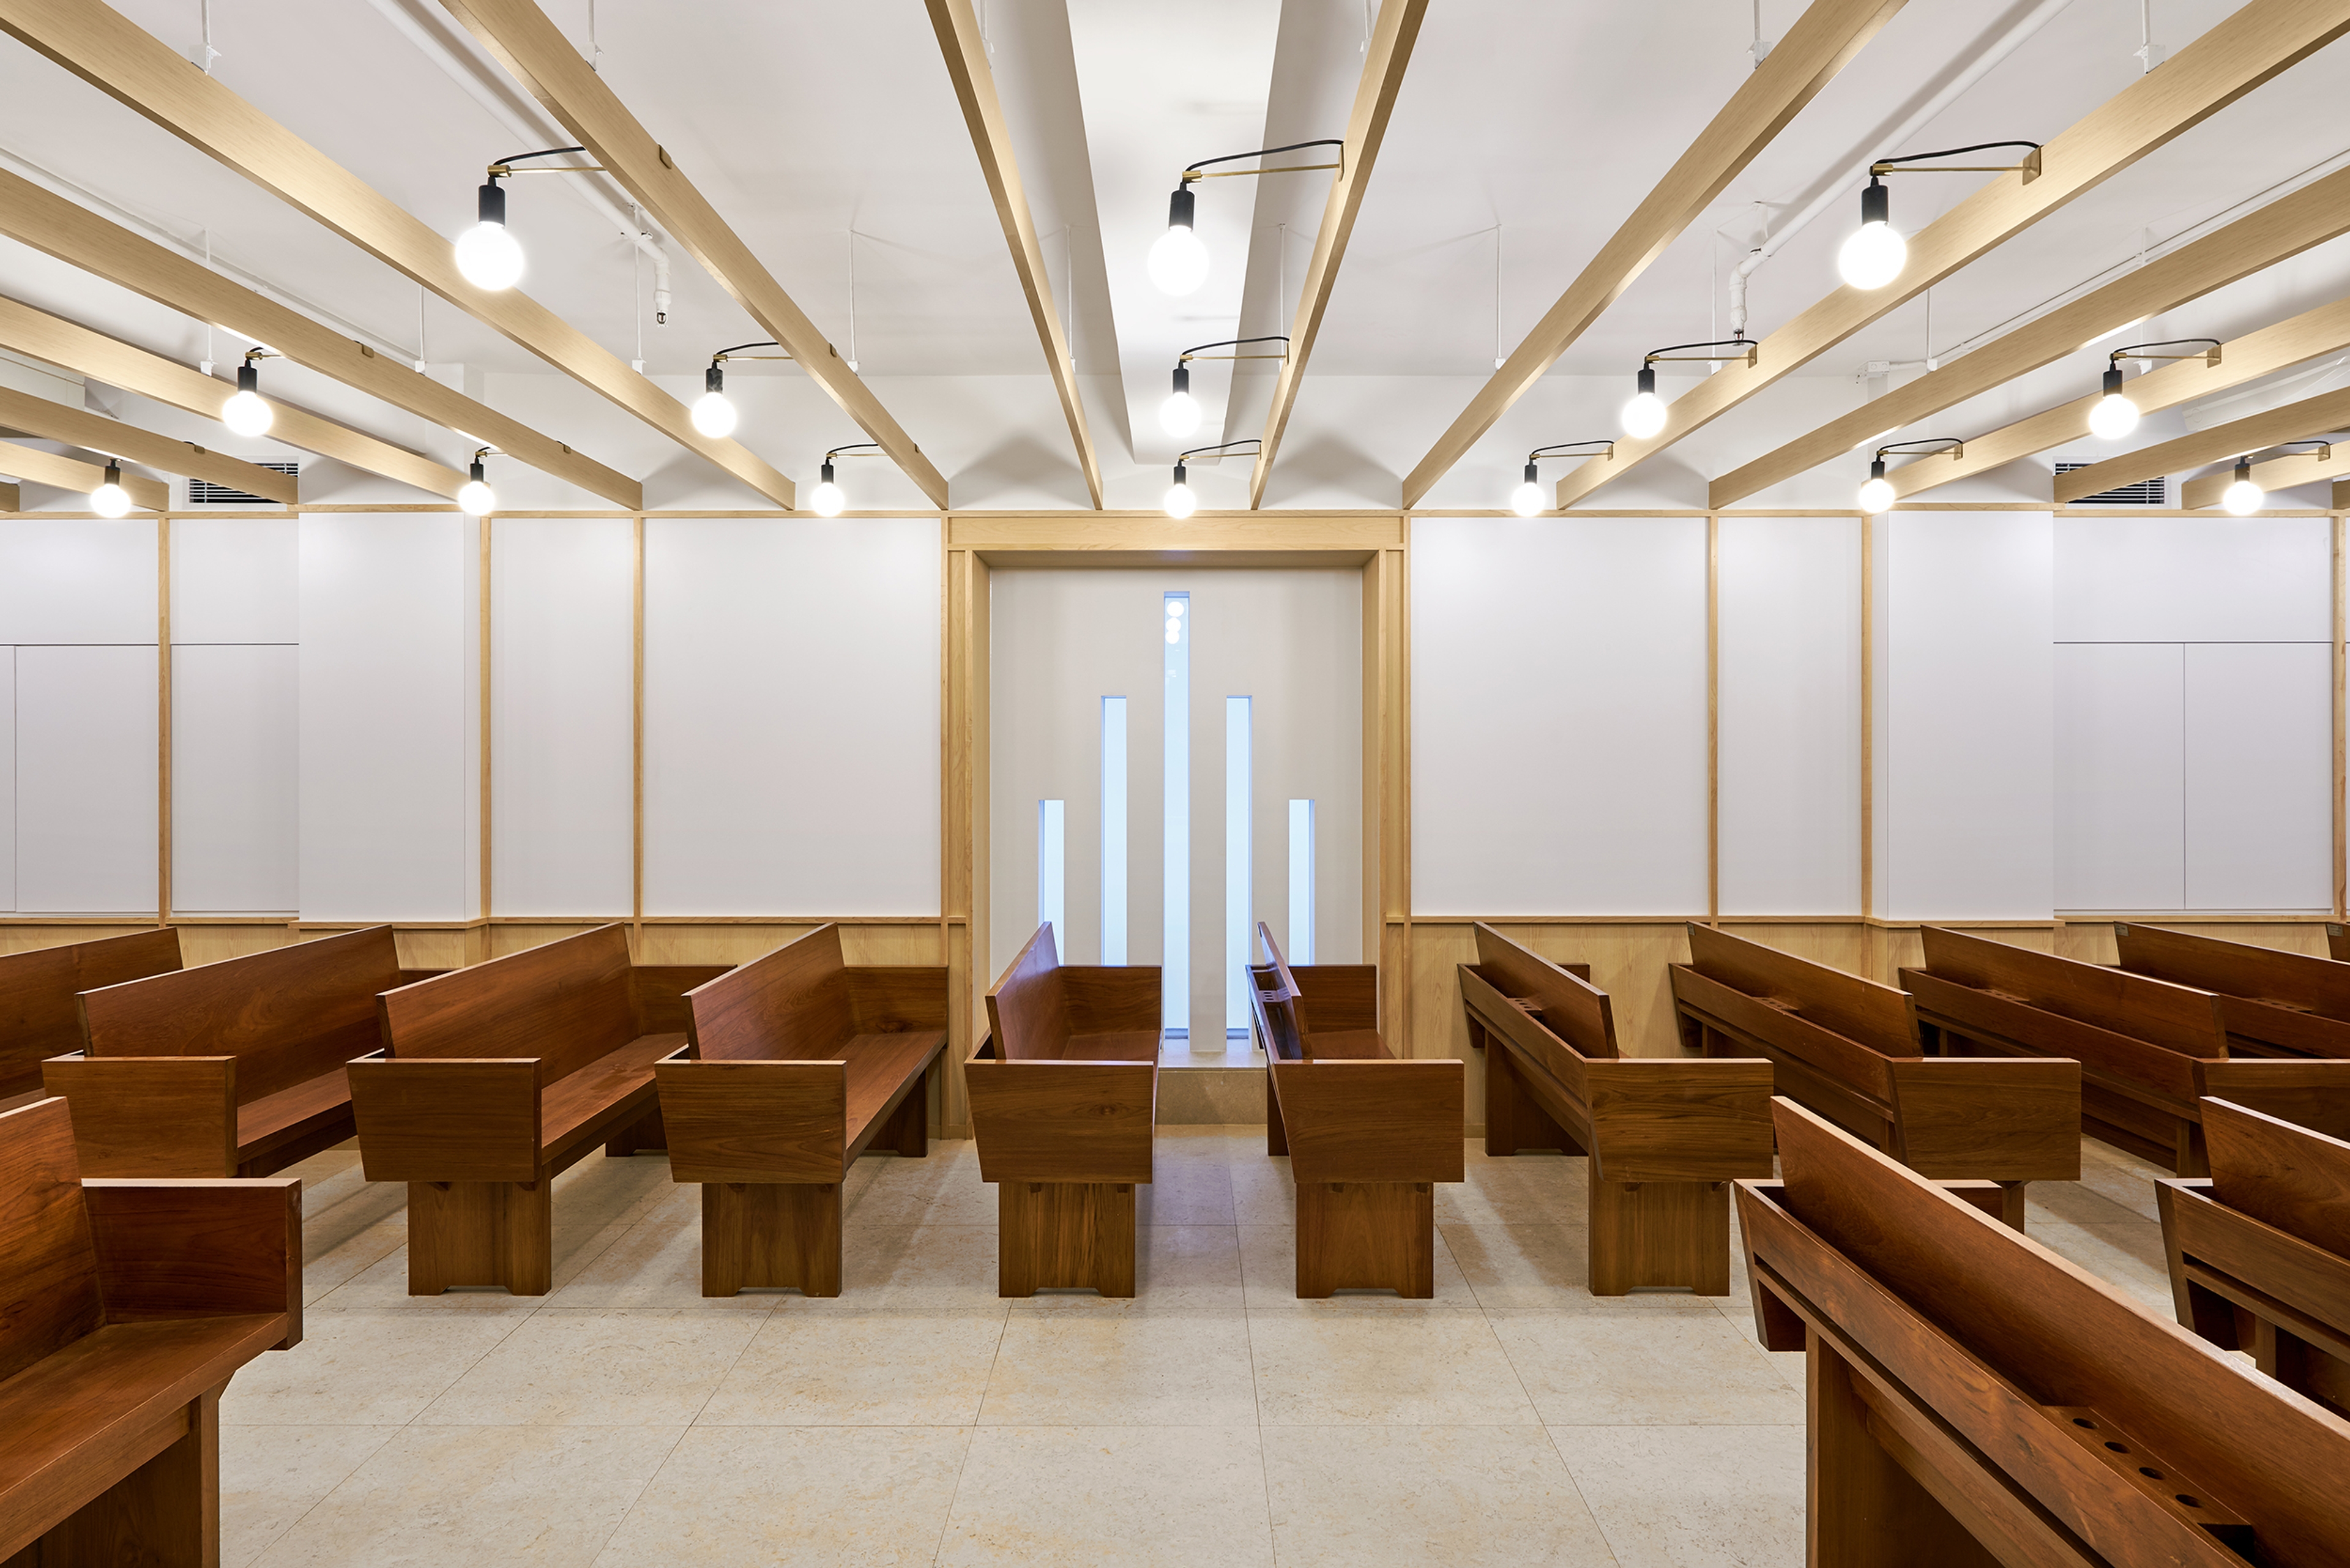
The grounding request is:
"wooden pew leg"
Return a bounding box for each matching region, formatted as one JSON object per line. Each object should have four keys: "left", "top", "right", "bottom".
{"left": 604, "top": 1105, "right": 667, "bottom": 1157}
{"left": 997, "top": 1182, "right": 1136, "bottom": 1297}
{"left": 1809, "top": 1340, "right": 1996, "bottom": 1567}
{"left": 406, "top": 1179, "right": 553, "bottom": 1296}
{"left": 701, "top": 1182, "right": 841, "bottom": 1297}
{"left": 33, "top": 1384, "right": 221, "bottom": 1566}
{"left": 1587, "top": 1176, "right": 1729, "bottom": 1296}
{"left": 1485, "top": 1043, "right": 1573, "bottom": 1157}
{"left": 881, "top": 1073, "right": 930, "bottom": 1159}
{"left": 1266, "top": 1072, "right": 1289, "bottom": 1157}
{"left": 1294, "top": 1181, "right": 1435, "bottom": 1299}
{"left": 1997, "top": 1181, "right": 2027, "bottom": 1232}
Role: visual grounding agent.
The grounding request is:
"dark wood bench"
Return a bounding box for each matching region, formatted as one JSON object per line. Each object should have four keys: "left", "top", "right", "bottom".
{"left": 348, "top": 925, "right": 728, "bottom": 1296}
{"left": 42, "top": 926, "right": 425, "bottom": 1179}
{"left": 1671, "top": 922, "right": 2079, "bottom": 1228}
{"left": 1248, "top": 924, "right": 1461, "bottom": 1298}
{"left": 1901, "top": 925, "right": 2350, "bottom": 1175}
{"left": 0, "top": 1096, "right": 299, "bottom": 1564}
{"left": 0, "top": 927, "right": 180, "bottom": 1103}
{"left": 1458, "top": 923, "right": 1773, "bottom": 1294}
{"left": 2157, "top": 1098, "right": 2350, "bottom": 1419}
{"left": 655, "top": 924, "right": 948, "bottom": 1297}
{"left": 2116, "top": 922, "right": 2350, "bottom": 1058}
{"left": 1740, "top": 1095, "right": 2350, "bottom": 1567}
{"left": 966, "top": 924, "right": 1156, "bottom": 1297}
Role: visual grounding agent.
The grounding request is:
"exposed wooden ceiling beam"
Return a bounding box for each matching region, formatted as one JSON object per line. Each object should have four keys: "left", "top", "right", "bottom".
{"left": 0, "top": 383, "right": 297, "bottom": 501}
{"left": 1556, "top": 0, "right": 2350, "bottom": 510}
{"left": 0, "top": 166, "right": 640, "bottom": 507}
{"left": 2056, "top": 385, "right": 2350, "bottom": 504}
{"left": 0, "top": 0, "right": 787, "bottom": 509}
{"left": 1887, "top": 291, "right": 2350, "bottom": 501}
{"left": 0, "top": 295, "right": 468, "bottom": 499}
{"left": 440, "top": 0, "right": 949, "bottom": 506}
{"left": 0, "top": 438, "right": 167, "bottom": 509}
{"left": 1710, "top": 163, "right": 2350, "bottom": 508}
{"left": 925, "top": 0, "right": 1101, "bottom": 509}
{"left": 2181, "top": 432, "right": 2350, "bottom": 507}
{"left": 1248, "top": 0, "right": 1429, "bottom": 509}
{"left": 1397, "top": 0, "right": 1909, "bottom": 509}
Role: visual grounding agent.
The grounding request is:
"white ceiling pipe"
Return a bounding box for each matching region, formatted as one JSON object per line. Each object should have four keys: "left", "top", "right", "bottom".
{"left": 365, "top": 0, "right": 672, "bottom": 323}
{"left": 1726, "top": 0, "right": 2076, "bottom": 337}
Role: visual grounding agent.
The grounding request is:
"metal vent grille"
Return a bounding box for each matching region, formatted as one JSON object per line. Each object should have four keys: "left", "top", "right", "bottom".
{"left": 188, "top": 461, "right": 297, "bottom": 505}
{"left": 2055, "top": 461, "right": 2163, "bottom": 506}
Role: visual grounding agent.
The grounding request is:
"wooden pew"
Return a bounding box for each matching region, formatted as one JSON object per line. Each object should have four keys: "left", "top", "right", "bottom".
{"left": 347, "top": 925, "right": 728, "bottom": 1296}
{"left": 1458, "top": 923, "right": 1774, "bottom": 1294}
{"left": 1671, "top": 922, "right": 2079, "bottom": 1228}
{"left": 1901, "top": 925, "right": 2350, "bottom": 1176}
{"left": 966, "top": 925, "right": 1155, "bottom": 1297}
{"left": 2116, "top": 922, "right": 2350, "bottom": 1059}
{"left": 2157, "top": 1097, "right": 2350, "bottom": 1419}
{"left": 655, "top": 924, "right": 948, "bottom": 1297}
{"left": 1740, "top": 1096, "right": 2350, "bottom": 1568}
{"left": 0, "top": 927, "right": 180, "bottom": 1102}
{"left": 0, "top": 1096, "right": 299, "bottom": 1564}
{"left": 1248, "top": 923, "right": 1462, "bottom": 1298}
{"left": 43, "top": 925, "right": 412, "bottom": 1179}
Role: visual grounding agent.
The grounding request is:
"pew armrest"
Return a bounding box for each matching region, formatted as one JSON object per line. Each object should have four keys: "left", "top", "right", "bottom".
{"left": 1886, "top": 1056, "right": 2083, "bottom": 1182}
{"left": 657, "top": 1059, "right": 848, "bottom": 1182}
{"left": 1585, "top": 1059, "right": 1777, "bottom": 1183}
{"left": 346, "top": 1056, "right": 541, "bottom": 1182}
{"left": 965, "top": 1059, "right": 1154, "bottom": 1184}
{"left": 82, "top": 1177, "right": 303, "bottom": 1349}
{"left": 40, "top": 1053, "right": 238, "bottom": 1177}
{"left": 1272, "top": 1059, "right": 1464, "bottom": 1184}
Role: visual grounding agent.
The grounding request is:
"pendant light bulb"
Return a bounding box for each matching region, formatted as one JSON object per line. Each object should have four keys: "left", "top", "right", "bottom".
{"left": 1620, "top": 365, "right": 1665, "bottom": 439}
{"left": 1509, "top": 462, "right": 1543, "bottom": 517}
{"left": 2087, "top": 365, "right": 2138, "bottom": 440}
{"left": 810, "top": 460, "right": 846, "bottom": 517}
{"left": 89, "top": 461, "right": 132, "bottom": 518}
{"left": 1856, "top": 460, "right": 1895, "bottom": 514}
{"left": 2220, "top": 458, "right": 2262, "bottom": 517}
{"left": 691, "top": 366, "right": 737, "bottom": 438}
{"left": 1160, "top": 364, "right": 1201, "bottom": 438}
{"left": 454, "top": 181, "right": 524, "bottom": 290}
{"left": 456, "top": 457, "right": 496, "bottom": 517}
{"left": 1837, "top": 181, "right": 1905, "bottom": 291}
{"left": 1163, "top": 460, "right": 1198, "bottom": 519}
{"left": 221, "top": 359, "right": 273, "bottom": 437}
{"left": 1147, "top": 187, "right": 1208, "bottom": 296}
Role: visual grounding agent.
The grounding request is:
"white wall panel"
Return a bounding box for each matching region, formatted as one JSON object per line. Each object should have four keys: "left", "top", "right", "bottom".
{"left": 1879, "top": 512, "right": 2055, "bottom": 920}
{"left": 171, "top": 517, "right": 297, "bottom": 643}
{"left": 1411, "top": 517, "right": 1708, "bottom": 915}
{"left": 15, "top": 644, "right": 155, "bottom": 913}
{"left": 1717, "top": 517, "right": 1861, "bottom": 914}
{"left": 2055, "top": 516, "right": 2329, "bottom": 642}
{"left": 0, "top": 519, "right": 156, "bottom": 643}
{"left": 2184, "top": 641, "right": 2332, "bottom": 909}
{"left": 492, "top": 518, "right": 634, "bottom": 916}
{"left": 643, "top": 518, "right": 940, "bottom": 916}
{"left": 173, "top": 644, "right": 297, "bottom": 913}
{"left": 0, "top": 651, "right": 15, "bottom": 910}
{"left": 2054, "top": 643, "right": 2184, "bottom": 911}
{"left": 297, "top": 513, "right": 474, "bottom": 921}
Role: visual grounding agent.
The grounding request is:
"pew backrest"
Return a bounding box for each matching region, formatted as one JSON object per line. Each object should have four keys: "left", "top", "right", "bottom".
{"left": 0, "top": 1096, "right": 100, "bottom": 1384}
{"left": 1684, "top": 922, "right": 1918, "bottom": 1053}
{"left": 987, "top": 924, "right": 1071, "bottom": 1062}
{"left": 2203, "top": 1097, "right": 2350, "bottom": 1261}
{"left": 2117, "top": 924, "right": 2350, "bottom": 1037}
{"left": 1917, "top": 926, "right": 2227, "bottom": 1057}
{"left": 1258, "top": 924, "right": 1377, "bottom": 1038}
{"left": 685, "top": 925, "right": 852, "bottom": 1061}
{"left": 0, "top": 928, "right": 181, "bottom": 1094}
{"left": 378, "top": 924, "right": 636, "bottom": 1080}
{"left": 78, "top": 926, "right": 400, "bottom": 1103}
{"left": 1470, "top": 923, "right": 1617, "bottom": 1057}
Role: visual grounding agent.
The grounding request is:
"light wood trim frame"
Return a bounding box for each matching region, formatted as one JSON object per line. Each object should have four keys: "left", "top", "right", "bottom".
{"left": 923, "top": 0, "right": 1100, "bottom": 509}
{"left": 440, "top": 0, "right": 941, "bottom": 506}
{"left": 2056, "top": 380, "right": 2350, "bottom": 505}
{"left": 2337, "top": 512, "right": 2346, "bottom": 922}
{"left": 1559, "top": 0, "right": 2350, "bottom": 510}
{"left": 0, "top": 383, "right": 296, "bottom": 502}
{"left": 0, "top": 438, "right": 167, "bottom": 510}
{"left": 632, "top": 515, "right": 646, "bottom": 948}
{"left": 1248, "top": 0, "right": 1430, "bottom": 509}
{"left": 479, "top": 517, "right": 493, "bottom": 924}
{"left": 2183, "top": 441, "right": 2350, "bottom": 509}
{"left": 0, "top": 0, "right": 788, "bottom": 508}
{"left": 1400, "top": 0, "right": 1909, "bottom": 508}
{"left": 1707, "top": 513, "right": 1720, "bottom": 924}
{"left": 157, "top": 513, "right": 170, "bottom": 925}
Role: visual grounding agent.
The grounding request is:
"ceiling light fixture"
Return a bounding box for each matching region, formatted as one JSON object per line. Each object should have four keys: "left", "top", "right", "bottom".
{"left": 1838, "top": 141, "right": 2042, "bottom": 291}
{"left": 222, "top": 348, "right": 275, "bottom": 437}
{"left": 1624, "top": 340, "right": 1756, "bottom": 439}
{"left": 1512, "top": 441, "right": 1614, "bottom": 516}
{"left": 457, "top": 448, "right": 499, "bottom": 516}
{"left": 811, "top": 442, "right": 882, "bottom": 517}
{"left": 1164, "top": 439, "right": 1261, "bottom": 518}
{"left": 1149, "top": 140, "right": 1344, "bottom": 296}
{"left": 1160, "top": 336, "right": 1291, "bottom": 437}
{"left": 693, "top": 341, "right": 792, "bottom": 438}
{"left": 2219, "top": 440, "right": 2333, "bottom": 517}
{"left": 455, "top": 145, "right": 610, "bottom": 291}
{"left": 1857, "top": 437, "right": 1963, "bottom": 513}
{"left": 2087, "top": 338, "right": 2220, "bottom": 441}
{"left": 89, "top": 461, "right": 133, "bottom": 518}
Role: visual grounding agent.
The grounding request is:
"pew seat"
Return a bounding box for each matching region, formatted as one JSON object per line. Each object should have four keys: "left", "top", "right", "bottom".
{"left": 0, "top": 927, "right": 181, "bottom": 1104}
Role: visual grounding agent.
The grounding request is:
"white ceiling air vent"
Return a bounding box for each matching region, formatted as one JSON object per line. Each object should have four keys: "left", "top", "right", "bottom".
{"left": 188, "top": 460, "right": 299, "bottom": 504}
{"left": 2055, "top": 461, "right": 2163, "bottom": 506}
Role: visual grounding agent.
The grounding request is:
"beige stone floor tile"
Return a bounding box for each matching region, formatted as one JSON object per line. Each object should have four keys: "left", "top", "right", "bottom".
{"left": 249, "top": 1424, "right": 680, "bottom": 1567}
{"left": 1491, "top": 1309, "right": 1803, "bottom": 1427}
{"left": 535, "top": 1218, "right": 784, "bottom": 1316}
{"left": 301, "top": 1209, "right": 408, "bottom": 1307}
{"left": 1009, "top": 1225, "right": 1245, "bottom": 1317}
{"left": 1231, "top": 1154, "right": 1297, "bottom": 1225}
{"left": 1264, "top": 1425, "right": 1619, "bottom": 1567}
{"left": 936, "top": 1425, "right": 1275, "bottom": 1567}
{"left": 979, "top": 1312, "right": 1258, "bottom": 1426}
{"left": 697, "top": 1309, "right": 1006, "bottom": 1425}
{"left": 592, "top": 1425, "right": 970, "bottom": 1566}
{"left": 417, "top": 1313, "right": 762, "bottom": 1425}
{"left": 1549, "top": 1425, "right": 1803, "bottom": 1568}
{"left": 845, "top": 1143, "right": 1000, "bottom": 1228}
{"left": 837, "top": 1222, "right": 1010, "bottom": 1307}
{"left": 308, "top": 1220, "right": 628, "bottom": 1313}
{"left": 1442, "top": 1224, "right": 1599, "bottom": 1310}
{"left": 1238, "top": 1223, "right": 1482, "bottom": 1313}
{"left": 2028, "top": 1220, "right": 2177, "bottom": 1315}
{"left": 553, "top": 1150, "right": 679, "bottom": 1230}
{"left": 1137, "top": 1151, "right": 1237, "bottom": 1224}
{"left": 1248, "top": 1313, "right": 1540, "bottom": 1425}
{"left": 219, "top": 1424, "right": 400, "bottom": 1568}
{"left": 1440, "top": 1151, "right": 1586, "bottom": 1226}
{"left": 2073, "top": 1143, "right": 2169, "bottom": 1220}
{"left": 2026, "top": 1175, "right": 2157, "bottom": 1229}
{"left": 220, "top": 1316, "right": 523, "bottom": 1427}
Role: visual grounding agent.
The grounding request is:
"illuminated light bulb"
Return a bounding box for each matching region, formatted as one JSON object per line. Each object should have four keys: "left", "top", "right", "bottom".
{"left": 1510, "top": 461, "right": 1543, "bottom": 517}
{"left": 222, "top": 358, "right": 273, "bottom": 436}
{"left": 692, "top": 391, "right": 737, "bottom": 438}
{"left": 456, "top": 457, "right": 496, "bottom": 516}
{"left": 1163, "top": 461, "right": 1198, "bottom": 518}
{"left": 1836, "top": 180, "right": 1905, "bottom": 290}
{"left": 1621, "top": 365, "right": 1666, "bottom": 438}
{"left": 1147, "top": 187, "right": 1207, "bottom": 296}
{"left": 2087, "top": 365, "right": 2138, "bottom": 440}
{"left": 2220, "top": 458, "right": 2262, "bottom": 517}
{"left": 810, "top": 460, "right": 846, "bottom": 517}
{"left": 454, "top": 181, "right": 524, "bottom": 289}
{"left": 1160, "top": 371, "right": 1201, "bottom": 438}
{"left": 1856, "top": 459, "right": 1895, "bottom": 513}
{"left": 89, "top": 461, "right": 132, "bottom": 518}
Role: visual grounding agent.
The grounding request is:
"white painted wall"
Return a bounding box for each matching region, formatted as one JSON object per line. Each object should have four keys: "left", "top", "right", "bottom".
{"left": 2184, "top": 642, "right": 2332, "bottom": 910}
{"left": 15, "top": 644, "right": 157, "bottom": 914}
{"left": 2054, "top": 642, "right": 2185, "bottom": 911}
{"left": 173, "top": 644, "right": 299, "bottom": 914}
